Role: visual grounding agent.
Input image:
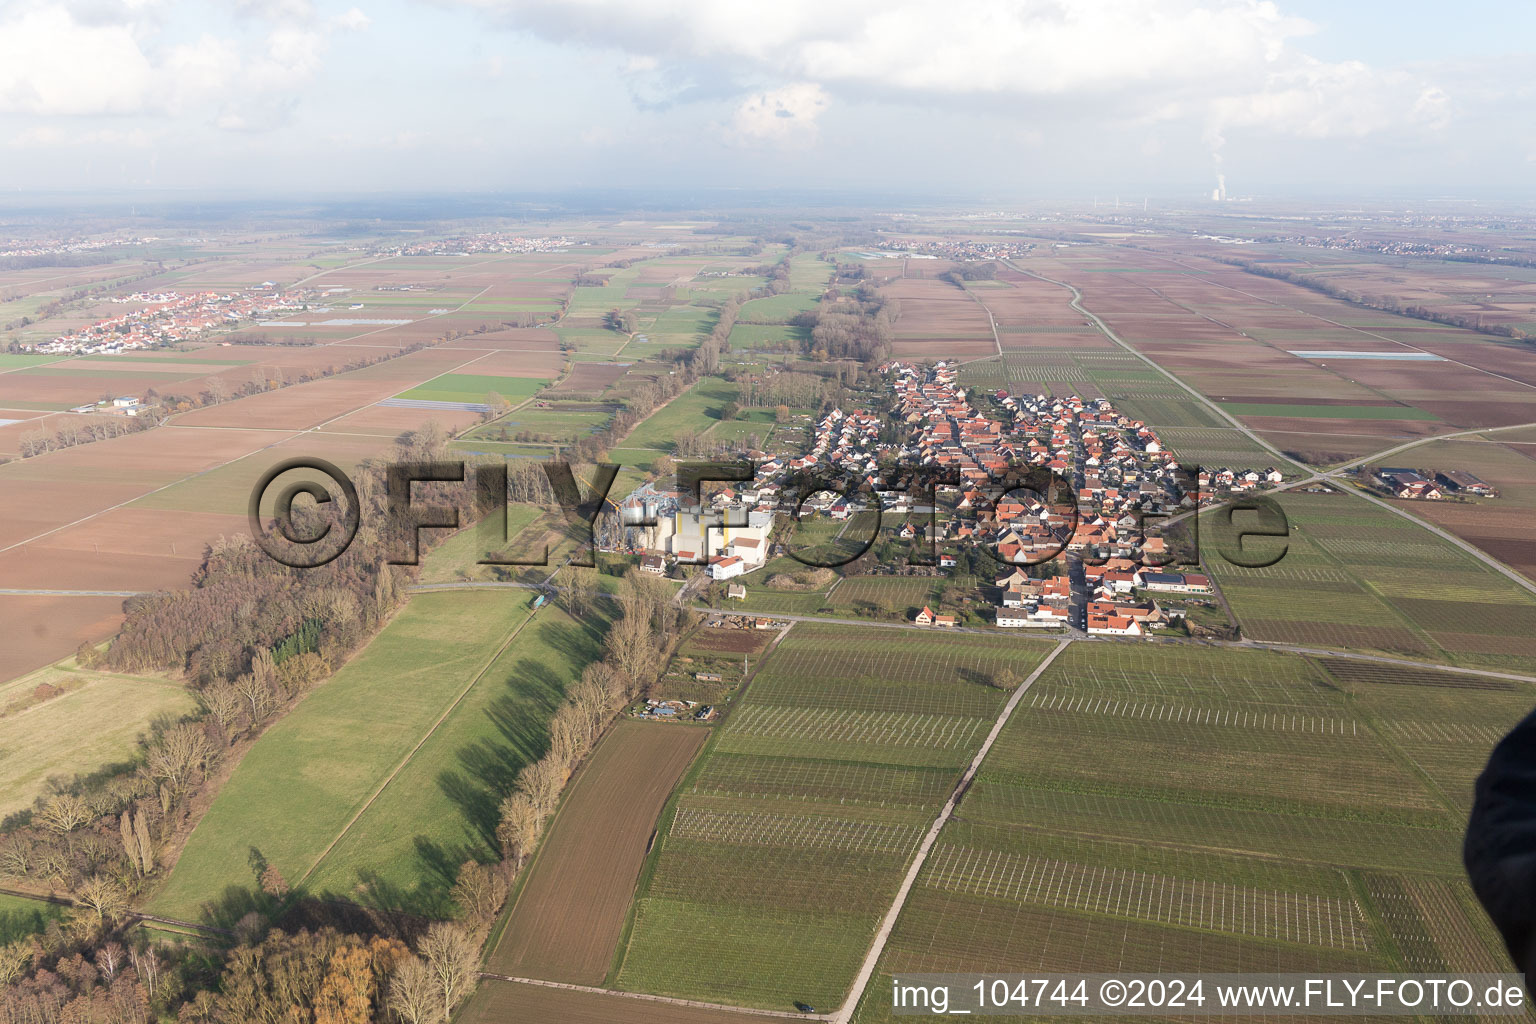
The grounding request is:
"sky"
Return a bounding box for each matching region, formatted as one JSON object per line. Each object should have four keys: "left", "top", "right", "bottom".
{"left": 1, "top": 0, "right": 1533, "bottom": 198}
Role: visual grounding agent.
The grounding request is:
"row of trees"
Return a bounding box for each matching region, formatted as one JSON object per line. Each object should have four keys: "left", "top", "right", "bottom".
{"left": 16, "top": 336, "right": 454, "bottom": 460}
{"left": 494, "top": 572, "right": 684, "bottom": 870}
{"left": 3, "top": 264, "right": 167, "bottom": 332}
{"left": 1217, "top": 255, "right": 1535, "bottom": 341}
{"left": 17, "top": 414, "right": 148, "bottom": 458}
{"left": 0, "top": 428, "right": 453, "bottom": 918}
{"left": 0, "top": 905, "right": 486, "bottom": 1022}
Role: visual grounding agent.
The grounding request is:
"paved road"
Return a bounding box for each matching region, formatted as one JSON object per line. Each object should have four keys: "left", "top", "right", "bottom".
{"left": 1005, "top": 261, "right": 1300, "bottom": 469}
{"left": 407, "top": 588, "right": 1536, "bottom": 685}
{"left": 1008, "top": 259, "right": 1536, "bottom": 598}
{"left": 833, "top": 638, "right": 1074, "bottom": 1024}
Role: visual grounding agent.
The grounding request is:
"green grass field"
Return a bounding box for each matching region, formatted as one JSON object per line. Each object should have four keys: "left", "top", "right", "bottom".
{"left": 614, "top": 624, "right": 1056, "bottom": 1011}
{"left": 848, "top": 641, "right": 1525, "bottom": 1021}
{"left": 396, "top": 373, "right": 549, "bottom": 404}
{"left": 0, "top": 893, "right": 64, "bottom": 944}
{"left": 0, "top": 662, "right": 195, "bottom": 816}
{"left": 0, "top": 353, "right": 68, "bottom": 368}
{"left": 487, "top": 401, "right": 615, "bottom": 440}
{"left": 304, "top": 603, "right": 605, "bottom": 915}
{"left": 727, "top": 323, "right": 807, "bottom": 350}
{"left": 737, "top": 292, "right": 821, "bottom": 323}
{"left": 148, "top": 591, "right": 542, "bottom": 923}
{"left": 622, "top": 377, "right": 739, "bottom": 450}
{"left": 415, "top": 507, "right": 547, "bottom": 583}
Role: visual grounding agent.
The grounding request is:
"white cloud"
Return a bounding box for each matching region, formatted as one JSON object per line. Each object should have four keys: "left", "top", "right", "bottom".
{"left": 0, "top": 5, "right": 155, "bottom": 115}
{"left": 331, "top": 5, "right": 369, "bottom": 30}
{"left": 727, "top": 82, "right": 826, "bottom": 145}
{"left": 445, "top": 0, "right": 1457, "bottom": 150}
{"left": 0, "top": 0, "right": 363, "bottom": 123}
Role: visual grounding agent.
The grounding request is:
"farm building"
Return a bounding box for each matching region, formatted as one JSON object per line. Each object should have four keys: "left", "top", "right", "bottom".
{"left": 726, "top": 583, "right": 747, "bottom": 600}
{"left": 1435, "top": 470, "right": 1498, "bottom": 497}
{"left": 1140, "top": 572, "right": 1212, "bottom": 594}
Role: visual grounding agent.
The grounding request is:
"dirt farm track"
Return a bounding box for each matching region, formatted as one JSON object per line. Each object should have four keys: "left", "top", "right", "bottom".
{"left": 487, "top": 720, "right": 710, "bottom": 985}
{"left": 462, "top": 977, "right": 797, "bottom": 1024}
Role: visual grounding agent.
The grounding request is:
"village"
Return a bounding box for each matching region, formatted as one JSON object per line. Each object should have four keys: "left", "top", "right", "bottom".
{"left": 33, "top": 284, "right": 307, "bottom": 355}
{"left": 620, "top": 360, "right": 1261, "bottom": 639}
{"left": 383, "top": 234, "right": 583, "bottom": 257}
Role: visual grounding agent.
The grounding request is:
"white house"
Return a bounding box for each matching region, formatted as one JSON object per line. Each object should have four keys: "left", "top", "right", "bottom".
{"left": 1087, "top": 614, "right": 1144, "bottom": 636}
{"left": 708, "top": 556, "right": 747, "bottom": 581}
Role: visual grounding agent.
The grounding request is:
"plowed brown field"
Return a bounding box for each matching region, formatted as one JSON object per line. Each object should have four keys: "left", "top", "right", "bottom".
{"left": 488, "top": 721, "right": 708, "bottom": 985}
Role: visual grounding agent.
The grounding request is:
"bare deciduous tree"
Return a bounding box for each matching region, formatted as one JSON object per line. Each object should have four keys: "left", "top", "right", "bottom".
{"left": 144, "top": 722, "right": 217, "bottom": 796}
{"left": 450, "top": 860, "right": 508, "bottom": 931}
{"left": 73, "top": 874, "right": 129, "bottom": 927}
{"left": 516, "top": 757, "right": 565, "bottom": 817}
{"left": 494, "top": 792, "right": 542, "bottom": 867}
{"left": 417, "top": 922, "right": 477, "bottom": 1021}
{"left": 200, "top": 679, "right": 244, "bottom": 737}
{"left": 386, "top": 957, "right": 442, "bottom": 1024}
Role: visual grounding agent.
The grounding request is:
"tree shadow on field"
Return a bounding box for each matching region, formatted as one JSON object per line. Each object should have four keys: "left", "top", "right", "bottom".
{"left": 434, "top": 657, "right": 565, "bottom": 854}
{"left": 541, "top": 616, "right": 607, "bottom": 667}
{"left": 956, "top": 667, "right": 991, "bottom": 687}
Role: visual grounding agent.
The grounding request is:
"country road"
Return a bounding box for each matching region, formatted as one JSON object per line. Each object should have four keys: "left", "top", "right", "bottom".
{"left": 833, "top": 637, "right": 1074, "bottom": 1024}
{"left": 1006, "top": 260, "right": 1536, "bottom": 597}
{"left": 404, "top": 585, "right": 1536, "bottom": 685}
{"left": 1005, "top": 261, "right": 1301, "bottom": 470}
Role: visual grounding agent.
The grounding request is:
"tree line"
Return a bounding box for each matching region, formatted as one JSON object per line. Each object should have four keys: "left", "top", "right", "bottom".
{"left": 1216, "top": 255, "right": 1535, "bottom": 341}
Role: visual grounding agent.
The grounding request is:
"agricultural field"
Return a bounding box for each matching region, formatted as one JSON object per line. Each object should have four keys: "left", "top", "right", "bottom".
{"left": 621, "top": 377, "right": 740, "bottom": 451}
{"left": 1373, "top": 433, "right": 1536, "bottom": 582}
{"left": 461, "top": 978, "right": 791, "bottom": 1024}
{"left": 849, "top": 641, "right": 1528, "bottom": 1022}
{"left": 0, "top": 659, "right": 196, "bottom": 816}
{"left": 1206, "top": 488, "right": 1536, "bottom": 665}
{"left": 828, "top": 575, "right": 982, "bottom": 620}
{"left": 463, "top": 400, "right": 615, "bottom": 443}
{"left": 148, "top": 590, "right": 597, "bottom": 923}
{"left": 488, "top": 721, "right": 709, "bottom": 984}
{"left": 613, "top": 624, "right": 1057, "bottom": 1012}
{"left": 1022, "top": 244, "right": 1536, "bottom": 463}
{"left": 393, "top": 372, "right": 549, "bottom": 405}
{"left": 302, "top": 602, "right": 604, "bottom": 914}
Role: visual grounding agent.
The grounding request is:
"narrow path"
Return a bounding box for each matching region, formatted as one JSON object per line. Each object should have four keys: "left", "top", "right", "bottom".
{"left": 833, "top": 637, "right": 1074, "bottom": 1024}
{"left": 0, "top": 886, "right": 231, "bottom": 937}
{"left": 0, "top": 588, "right": 146, "bottom": 596}
{"left": 477, "top": 973, "right": 829, "bottom": 1021}
{"left": 963, "top": 285, "right": 1004, "bottom": 359}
